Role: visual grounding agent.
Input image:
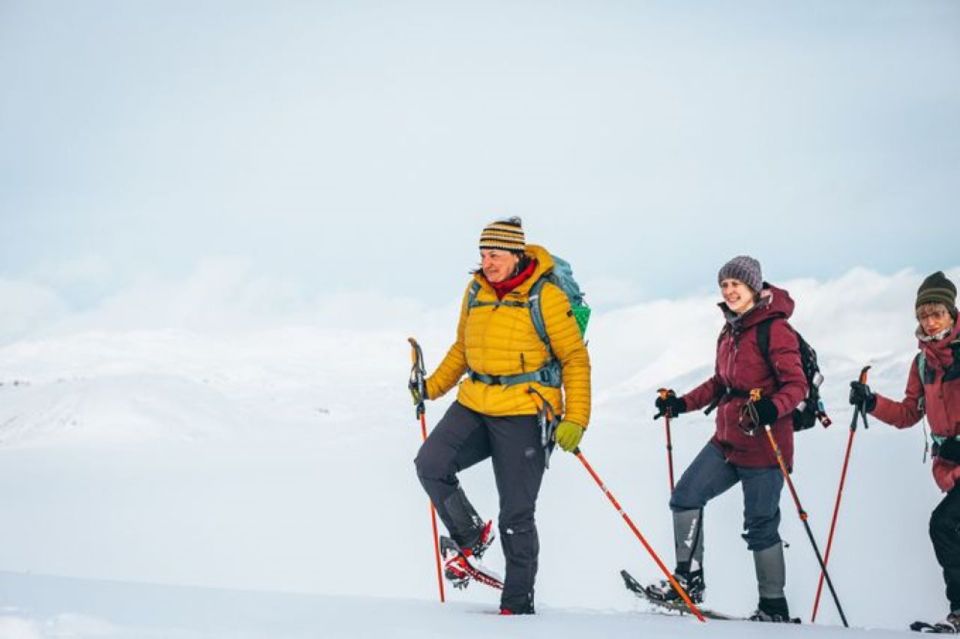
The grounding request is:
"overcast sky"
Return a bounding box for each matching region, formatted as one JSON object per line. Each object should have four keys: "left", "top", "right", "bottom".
{"left": 2, "top": 1, "right": 958, "bottom": 313}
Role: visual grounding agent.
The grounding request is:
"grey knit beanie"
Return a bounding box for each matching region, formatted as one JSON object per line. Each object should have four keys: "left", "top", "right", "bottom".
{"left": 718, "top": 256, "right": 763, "bottom": 293}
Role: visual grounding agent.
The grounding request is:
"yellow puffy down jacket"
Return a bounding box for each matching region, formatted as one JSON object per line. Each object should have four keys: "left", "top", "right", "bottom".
{"left": 425, "top": 245, "right": 591, "bottom": 428}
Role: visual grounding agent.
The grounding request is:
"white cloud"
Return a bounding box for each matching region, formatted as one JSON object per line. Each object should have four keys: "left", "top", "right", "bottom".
{"left": 0, "top": 616, "right": 42, "bottom": 639}
{"left": 0, "top": 279, "right": 68, "bottom": 343}
{"left": 3, "top": 262, "right": 956, "bottom": 360}
{"left": 2, "top": 263, "right": 955, "bottom": 399}
{"left": 583, "top": 276, "right": 646, "bottom": 308}
{"left": 33, "top": 254, "right": 111, "bottom": 290}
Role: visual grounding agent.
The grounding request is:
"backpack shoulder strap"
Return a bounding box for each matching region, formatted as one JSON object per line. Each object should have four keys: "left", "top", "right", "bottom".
{"left": 467, "top": 281, "right": 481, "bottom": 309}
{"left": 528, "top": 275, "right": 553, "bottom": 356}
{"left": 946, "top": 341, "right": 960, "bottom": 382}
{"left": 916, "top": 352, "right": 928, "bottom": 414}
{"left": 756, "top": 317, "right": 795, "bottom": 386}
{"left": 756, "top": 317, "right": 775, "bottom": 363}
{"left": 470, "top": 274, "right": 559, "bottom": 358}
{"left": 756, "top": 316, "right": 797, "bottom": 354}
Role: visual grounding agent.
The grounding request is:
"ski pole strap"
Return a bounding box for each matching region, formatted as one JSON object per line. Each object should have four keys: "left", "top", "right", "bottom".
{"left": 704, "top": 386, "right": 751, "bottom": 416}
{"left": 858, "top": 403, "right": 869, "bottom": 430}
{"left": 527, "top": 387, "right": 559, "bottom": 468}
{"left": 526, "top": 388, "right": 558, "bottom": 442}
{"left": 409, "top": 378, "right": 426, "bottom": 418}
{"left": 408, "top": 338, "right": 428, "bottom": 418}
{"left": 465, "top": 362, "right": 562, "bottom": 388}
{"left": 539, "top": 408, "right": 559, "bottom": 451}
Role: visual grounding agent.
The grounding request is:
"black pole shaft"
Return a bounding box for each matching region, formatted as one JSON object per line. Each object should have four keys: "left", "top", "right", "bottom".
{"left": 800, "top": 514, "right": 848, "bottom": 627}
{"left": 764, "top": 423, "right": 849, "bottom": 628}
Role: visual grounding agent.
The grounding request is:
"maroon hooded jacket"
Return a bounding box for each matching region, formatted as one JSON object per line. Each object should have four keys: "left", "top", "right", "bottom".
{"left": 872, "top": 322, "right": 960, "bottom": 492}
{"left": 682, "top": 284, "right": 809, "bottom": 468}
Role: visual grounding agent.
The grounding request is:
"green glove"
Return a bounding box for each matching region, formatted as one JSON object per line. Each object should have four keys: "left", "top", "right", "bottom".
{"left": 555, "top": 420, "right": 585, "bottom": 453}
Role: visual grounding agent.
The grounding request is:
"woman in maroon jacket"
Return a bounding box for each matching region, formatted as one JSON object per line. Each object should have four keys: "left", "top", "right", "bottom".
{"left": 649, "top": 256, "right": 808, "bottom": 622}
{"left": 849, "top": 271, "right": 960, "bottom": 631}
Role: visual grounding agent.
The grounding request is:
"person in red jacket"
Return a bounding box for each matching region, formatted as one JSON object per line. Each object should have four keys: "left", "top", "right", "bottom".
{"left": 649, "top": 256, "right": 808, "bottom": 622}
{"left": 849, "top": 271, "right": 960, "bottom": 631}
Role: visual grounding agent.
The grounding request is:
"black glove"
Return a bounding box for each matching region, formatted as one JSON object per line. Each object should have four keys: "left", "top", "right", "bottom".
{"left": 936, "top": 439, "right": 960, "bottom": 464}
{"left": 654, "top": 390, "right": 686, "bottom": 420}
{"left": 849, "top": 381, "right": 877, "bottom": 413}
{"left": 738, "top": 397, "right": 778, "bottom": 434}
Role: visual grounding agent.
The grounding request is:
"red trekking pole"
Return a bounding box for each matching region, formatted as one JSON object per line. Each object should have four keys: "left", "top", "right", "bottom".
{"left": 746, "top": 389, "right": 848, "bottom": 628}
{"left": 573, "top": 447, "right": 705, "bottom": 622}
{"left": 811, "top": 365, "right": 870, "bottom": 623}
{"left": 656, "top": 388, "right": 676, "bottom": 492}
{"left": 408, "top": 338, "right": 445, "bottom": 603}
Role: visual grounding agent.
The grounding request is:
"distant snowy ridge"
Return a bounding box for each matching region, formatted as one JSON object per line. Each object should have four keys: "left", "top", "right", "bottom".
{"left": 0, "top": 266, "right": 954, "bottom": 447}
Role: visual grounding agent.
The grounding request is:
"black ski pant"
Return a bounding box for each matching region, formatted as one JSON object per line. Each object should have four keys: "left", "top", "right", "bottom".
{"left": 415, "top": 401, "right": 545, "bottom": 612}
{"left": 930, "top": 485, "right": 960, "bottom": 612}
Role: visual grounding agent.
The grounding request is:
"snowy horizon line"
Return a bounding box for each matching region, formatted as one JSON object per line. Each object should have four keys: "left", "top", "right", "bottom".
{"left": 2, "top": 260, "right": 957, "bottom": 342}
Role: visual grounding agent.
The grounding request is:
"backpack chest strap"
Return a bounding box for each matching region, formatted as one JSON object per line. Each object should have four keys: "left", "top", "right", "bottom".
{"left": 465, "top": 363, "right": 562, "bottom": 388}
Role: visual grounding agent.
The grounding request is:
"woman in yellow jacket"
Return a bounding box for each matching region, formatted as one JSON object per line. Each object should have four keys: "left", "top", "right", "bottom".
{"left": 414, "top": 217, "right": 591, "bottom": 615}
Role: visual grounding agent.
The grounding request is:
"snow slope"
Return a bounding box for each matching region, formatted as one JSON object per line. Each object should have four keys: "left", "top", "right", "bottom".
{"left": 0, "top": 572, "right": 911, "bottom": 639}
{"left": 0, "top": 267, "right": 956, "bottom": 637}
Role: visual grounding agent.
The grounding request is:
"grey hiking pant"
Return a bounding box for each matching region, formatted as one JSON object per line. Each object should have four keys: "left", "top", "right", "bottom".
{"left": 415, "top": 401, "right": 545, "bottom": 612}
{"left": 670, "top": 441, "right": 784, "bottom": 554}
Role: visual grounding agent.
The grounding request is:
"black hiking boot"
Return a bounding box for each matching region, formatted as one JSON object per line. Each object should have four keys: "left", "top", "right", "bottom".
{"left": 749, "top": 597, "right": 793, "bottom": 622}
{"left": 644, "top": 568, "right": 704, "bottom": 604}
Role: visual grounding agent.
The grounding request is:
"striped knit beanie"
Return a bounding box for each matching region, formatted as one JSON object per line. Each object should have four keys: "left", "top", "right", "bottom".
{"left": 479, "top": 217, "right": 525, "bottom": 253}
{"left": 916, "top": 271, "right": 957, "bottom": 318}
{"left": 718, "top": 255, "right": 763, "bottom": 293}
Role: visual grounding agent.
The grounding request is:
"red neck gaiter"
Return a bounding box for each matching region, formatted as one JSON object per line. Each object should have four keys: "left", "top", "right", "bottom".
{"left": 489, "top": 259, "right": 538, "bottom": 300}
{"left": 921, "top": 322, "right": 960, "bottom": 372}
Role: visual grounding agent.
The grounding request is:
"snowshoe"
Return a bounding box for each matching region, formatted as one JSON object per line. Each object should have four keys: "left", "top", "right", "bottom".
{"left": 912, "top": 613, "right": 960, "bottom": 633}
{"left": 644, "top": 568, "right": 704, "bottom": 604}
{"left": 440, "top": 535, "right": 503, "bottom": 590}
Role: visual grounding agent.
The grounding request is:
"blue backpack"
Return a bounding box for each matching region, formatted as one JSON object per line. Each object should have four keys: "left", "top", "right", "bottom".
{"left": 464, "top": 255, "right": 590, "bottom": 388}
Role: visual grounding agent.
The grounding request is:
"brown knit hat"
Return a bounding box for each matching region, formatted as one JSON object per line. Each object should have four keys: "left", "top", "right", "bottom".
{"left": 479, "top": 217, "right": 525, "bottom": 252}
{"left": 916, "top": 271, "right": 958, "bottom": 319}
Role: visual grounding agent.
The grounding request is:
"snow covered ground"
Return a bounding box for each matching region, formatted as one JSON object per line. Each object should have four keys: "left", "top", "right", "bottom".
{"left": 0, "top": 266, "right": 957, "bottom": 637}
{"left": 0, "top": 572, "right": 913, "bottom": 639}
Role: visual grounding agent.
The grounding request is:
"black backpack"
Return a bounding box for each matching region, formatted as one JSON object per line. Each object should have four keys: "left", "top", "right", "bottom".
{"left": 756, "top": 318, "right": 832, "bottom": 431}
